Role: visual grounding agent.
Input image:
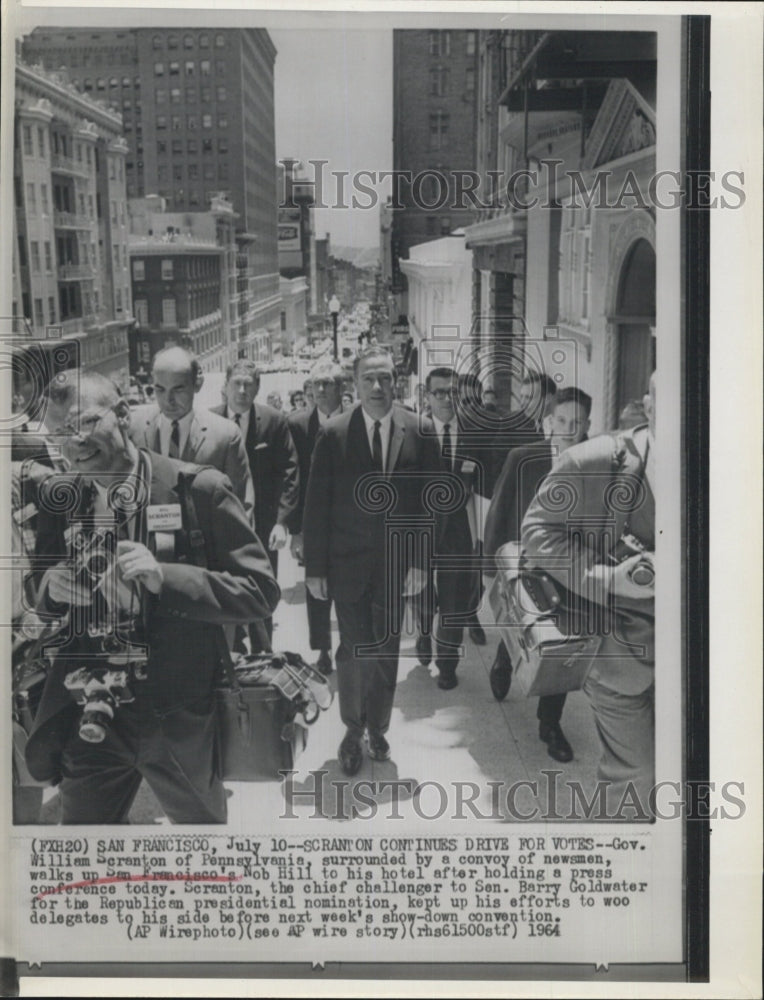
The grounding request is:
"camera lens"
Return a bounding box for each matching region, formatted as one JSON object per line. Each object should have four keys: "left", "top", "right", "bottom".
{"left": 630, "top": 561, "right": 655, "bottom": 587}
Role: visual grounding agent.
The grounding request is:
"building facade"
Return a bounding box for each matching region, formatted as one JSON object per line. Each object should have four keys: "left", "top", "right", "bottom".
{"left": 23, "top": 27, "right": 282, "bottom": 362}
{"left": 391, "top": 28, "right": 479, "bottom": 310}
{"left": 12, "top": 59, "right": 132, "bottom": 388}
{"left": 128, "top": 193, "right": 237, "bottom": 374}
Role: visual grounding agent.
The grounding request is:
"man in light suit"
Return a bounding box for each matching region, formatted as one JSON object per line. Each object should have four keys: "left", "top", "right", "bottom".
{"left": 303, "top": 346, "right": 442, "bottom": 774}
{"left": 212, "top": 360, "right": 300, "bottom": 653}
{"left": 130, "top": 347, "right": 253, "bottom": 521}
{"left": 287, "top": 359, "right": 345, "bottom": 675}
{"left": 522, "top": 374, "right": 655, "bottom": 816}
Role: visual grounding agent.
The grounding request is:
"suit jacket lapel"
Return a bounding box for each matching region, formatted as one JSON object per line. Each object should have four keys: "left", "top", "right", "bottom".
{"left": 247, "top": 404, "right": 258, "bottom": 451}
{"left": 387, "top": 409, "right": 405, "bottom": 474}
{"left": 184, "top": 412, "right": 203, "bottom": 462}
{"left": 349, "top": 406, "right": 373, "bottom": 471}
{"left": 308, "top": 406, "right": 320, "bottom": 447}
{"left": 148, "top": 411, "right": 161, "bottom": 453}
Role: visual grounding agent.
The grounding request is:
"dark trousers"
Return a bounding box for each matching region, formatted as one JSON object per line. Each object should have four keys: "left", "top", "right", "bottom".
{"left": 306, "top": 587, "right": 332, "bottom": 652}
{"left": 334, "top": 575, "right": 402, "bottom": 740}
{"left": 495, "top": 639, "right": 566, "bottom": 725}
{"left": 434, "top": 563, "right": 480, "bottom": 678}
{"left": 249, "top": 544, "right": 278, "bottom": 654}
{"left": 58, "top": 687, "right": 226, "bottom": 824}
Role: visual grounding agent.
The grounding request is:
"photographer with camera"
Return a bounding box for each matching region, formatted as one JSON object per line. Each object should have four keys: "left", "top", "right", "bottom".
{"left": 521, "top": 373, "right": 656, "bottom": 816}
{"left": 24, "top": 371, "right": 280, "bottom": 824}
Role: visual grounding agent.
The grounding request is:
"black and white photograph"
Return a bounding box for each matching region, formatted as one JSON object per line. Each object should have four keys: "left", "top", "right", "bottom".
{"left": 0, "top": 1, "right": 760, "bottom": 996}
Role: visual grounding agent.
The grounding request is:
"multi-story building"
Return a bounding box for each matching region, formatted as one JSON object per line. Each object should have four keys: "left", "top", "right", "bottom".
{"left": 12, "top": 58, "right": 132, "bottom": 388}
{"left": 464, "top": 30, "right": 657, "bottom": 429}
{"left": 127, "top": 192, "right": 237, "bottom": 374}
{"left": 22, "top": 27, "right": 282, "bottom": 361}
{"left": 391, "top": 28, "right": 479, "bottom": 310}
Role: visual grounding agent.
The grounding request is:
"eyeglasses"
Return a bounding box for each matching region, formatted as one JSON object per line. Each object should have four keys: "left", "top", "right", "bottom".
{"left": 427, "top": 388, "right": 456, "bottom": 400}
{"left": 311, "top": 379, "right": 337, "bottom": 389}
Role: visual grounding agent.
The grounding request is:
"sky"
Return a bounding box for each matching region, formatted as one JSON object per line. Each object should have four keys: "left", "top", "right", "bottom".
{"left": 272, "top": 29, "right": 392, "bottom": 250}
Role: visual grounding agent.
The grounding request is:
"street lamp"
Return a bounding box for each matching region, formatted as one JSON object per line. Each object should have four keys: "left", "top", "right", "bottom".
{"left": 328, "top": 295, "right": 340, "bottom": 362}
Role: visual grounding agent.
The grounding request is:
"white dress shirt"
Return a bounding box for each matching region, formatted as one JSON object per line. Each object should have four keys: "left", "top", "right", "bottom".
{"left": 158, "top": 410, "right": 194, "bottom": 457}
{"left": 361, "top": 407, "right": 393, "bottom": 472}
{"left": 317, "top": 405, "right": 342, "bottom": 426}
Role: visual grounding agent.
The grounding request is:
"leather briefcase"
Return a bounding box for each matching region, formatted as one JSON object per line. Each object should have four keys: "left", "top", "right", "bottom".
{"left": 491, "top": 542, "right": 602, "bottom": 698}
{"left": 216, "top": 651, "right": 332, "bottom": 781}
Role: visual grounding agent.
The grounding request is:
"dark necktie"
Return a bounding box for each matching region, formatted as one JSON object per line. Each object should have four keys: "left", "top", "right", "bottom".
{"left": 442, "top": 422, "right": 452, "bottom": 470}
{"left": 233, "top": 412, "right": 241, "bottom": 427}
{"left": 168, "top": 419, "right": 180, "bottom": 459}
{"left": 372, "top": 420, "right": 383, "bottom": 472}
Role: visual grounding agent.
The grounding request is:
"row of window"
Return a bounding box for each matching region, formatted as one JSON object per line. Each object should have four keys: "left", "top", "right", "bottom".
{"left": 429, "top": 66, "right": 475, "bottom": 97}
{"left": 158, "top": 162, "right": 224, "bottom": 181}
{"left": 156, "top": 113, "right": 228, "bottom": 131}
{"left": 427, "top": 30, "right": 476, "bottom": 57}
{"left": 154, "top": 60, "right": 226, "bottom": 78}
{"left": 157, "top": 189, "right": 223, "bottom": 208}
{"left": 156, "top": 86, "right": 227, "bottom": 104}
{"left": 133, "top": 257, "right": 218, "bottom": 281}
{"left": 152, "top": 32, "right": 226, "bottom": 50}
{"left": 156, "top": 137, "right": 229, "bottom": 155}
{"left": 71, "top": 76, "right": 140, "bottom": 92}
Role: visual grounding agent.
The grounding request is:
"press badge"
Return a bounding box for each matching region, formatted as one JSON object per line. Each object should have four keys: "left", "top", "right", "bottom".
{"left": 147, "top": 503, "right": 183, "bottom": 532}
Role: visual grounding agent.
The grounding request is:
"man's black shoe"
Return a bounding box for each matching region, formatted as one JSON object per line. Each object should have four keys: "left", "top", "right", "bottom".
{"left": 437, "top": 672, "right": 458, "bottom": 691}
{"left": 416, "top": 634, "right": 432, "bottom": 666}
{"left": 489, "top": 653, "right": 512, "bottom": 702}
{"left": 469, "top": 624, "right": 487, "bottom": 646}
{"left": 316, "top": 650, "right": 333, "bottom": 676}
{"left": 367, "top": 733, "right": 391, "bottom": 762}
{"left": 539, "top": 722, "right": 573, "bottom": 763}
{"left": 338, "top": 735, "right": 363, "bottom": 775}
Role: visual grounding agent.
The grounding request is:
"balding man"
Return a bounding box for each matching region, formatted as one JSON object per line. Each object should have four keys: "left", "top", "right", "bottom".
{"left": 130, "top": 347, "right": 253, "bottom": 521}
{"left": 24, "top": 370, "right": 279, "bottom": 823}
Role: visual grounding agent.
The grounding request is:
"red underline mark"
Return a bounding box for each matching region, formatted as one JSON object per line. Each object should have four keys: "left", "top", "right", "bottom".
{"left": 35, "top": 872, "right": 241, "bottom": 900}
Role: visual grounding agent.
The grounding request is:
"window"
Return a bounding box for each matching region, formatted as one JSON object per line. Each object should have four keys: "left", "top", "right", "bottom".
{"left": 156, "top": 116, "right": 167, "bottom": 130}
{"left": 202, "top": 138, "right": 213, "bottom": 154}
{"left": 173, "top": 164, "right": 183, "bottom": 181}
{"left": 199, "top": 33, "right": 210, "bottom": 48}
{"left": 35, "top": 298, "right": 44, "bottom": 327}
{"left": 111, "top": 200, "right": 117, "bottom": 224}
{"left": 200, "top": 60, "right": 210, "bottom": 76}
{"left": 186, "top": 86, "right": 196, "bottom": 103}
{"left": 79, "top": 193, "right": 86, "bottom": 215}
{"left": 155, "top": 88, "right": 167, "bottom": 104}
{"left": 109, "top": 158, "right": 116, "bottom": 180}
{"left": 429, "top": 111, "right": 449, "bottom": 150}
{"left": 40, "top": 183, "right": 49, "bottom": 212}
{"left": 158, "top": 164, "right": 169, "bottom": 182}
{"left": 216, "top": 59, "right": 226, "bottom": 76}
{"left": 187, "top": 138, "right": 198, "bottom": 154}
{"left": 202, "top": 113, "right": 212, "bottom": 129}
{"left": 86, "top": 146, "right": 92, "bottom": 165}
{"left": 115, "top": 288, "right": 123, "bottom": 311}
{"left": 426, "top": 217, "right": 437, "bottom": 235}
{"left": 26, "top": 182, "right": 36, "bottom": 212}
{"left": 113, "top": 243, "right": 120, "bottom": 267}
{"left": 429, "top": 66, "right": 449, "bottom": 97}
{"left": 218, "top": 114, "right": 228, "bottom": 129}
{"left": 37, "top": 127, "right": 46, "bottom": 157}
{"left": 123, "top": 75, "right": 132, "bottom": 86}
{"left": 466, "top": 31, "right": 476, "bottom": 55}
{"left": 171, "top": 88, "right": 181, "bottom": 104}
{"left": 216, "top": 85, "right": 226, "bottom": 101}
{"left": 184, "top": 34, "right": 194, "bottom": 49}
{"left": 169, "top": 62, "right": 180, "bottom": 76}
{"left": 154, "top": 61, "right": 164, "bottom": 76}
{"left": 134, "top": 298, "right": 148, "bottom": 325}
{"left": 122, "top": 98, "right": 132, "bottom": 111}
{"left": 88, "top": 194, "right": 94, "bottom": 218}
{"left": 133, "top": 259, "right": 145, "bottom": 280}
{"left": 97, "top": 78, "right": 106, "bottom": 91}
{"left": 217, "top": 137, "right": 228, "bottom": 154}
{"left": 171, "top": 115, "right": 182, "bottom": 131}
{"left": 185, "top": 60, "right": 195, "bottom": 76}
{"left": 161, "top": 259, "right": 174, "bottom": 280}
{"left": 215, "top": 33, "right": 225, "bottom": 47}
{"left": 218, "top": 163, "right": 228, "bottom": 180}
{"left": 30, "top": 241, "right": 40, "bottom": 271}
{"left": 161, "top": 298, "right": 177, "bottom": 326}
{"left": 17, "top": 236, "right": 27, "bottom": 268}
{"left": 440, "top": 216, "right": 451, "bottom": 235}
{"left": 167, "top": 34, "right": 179, "bottom": 49}
{"left": 203, "top": 163, "right": 214, "bottom": 180}
{"left": 157, "top": 139, "right": 167, "bottom": 155}
{"left": 48, "top": 296, "right": 56, "bottom": 324}
{"left": 465, "top": 66, "right": 475, "bottom": 94}
{"left": 187, "top": 114, "right": 197, "bottom": 130}
{"left": 83, "top": 78, "right": 93, "bottom": 91}
{"left": 153, "top": 34, "right": 163, "bottom": 49}
{"left": 189, "top": 190, "right": 200, "bottom": 207}
{"left": 23, "top": 125, "right": 32, "bottom": 155}
{"left": 201, "top": 87, "right": 211, "bottom": 103}
{"left": 189, "top": 164, "right": 199, "bottom": 180}
{"left": 428, "top": 30, "right": 450, "bottom": 57}
{"left": 172, "top": 139, "right": 183, "bottom": 154}
{"left": 44, "top": 242, "right": 53, "bottom": 270}
{"left": 109, "top": 76, "right": 118, "bottom": 88}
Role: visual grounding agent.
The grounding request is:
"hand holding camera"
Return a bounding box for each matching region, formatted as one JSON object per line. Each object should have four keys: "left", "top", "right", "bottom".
{"left": 610, "top": 551, "right": 655, "bottom": 600}
{"left": 116, "top": 540, "right": 164, "bottom": 594}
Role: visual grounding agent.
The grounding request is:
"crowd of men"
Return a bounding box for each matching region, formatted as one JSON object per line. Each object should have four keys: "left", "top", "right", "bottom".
{"left": 11, "top": 342, "right": 655, "bottom": 823}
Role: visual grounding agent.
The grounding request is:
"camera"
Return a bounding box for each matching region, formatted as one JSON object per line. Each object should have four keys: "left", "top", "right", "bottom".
{"left": 610, "top": 532, "right": 655, "bottom": 588}
{"left": 73, "top": 527, "right": 115, "bottom": 586}
{"left": 63, "top": 665, "right": 135, "bottom": 743}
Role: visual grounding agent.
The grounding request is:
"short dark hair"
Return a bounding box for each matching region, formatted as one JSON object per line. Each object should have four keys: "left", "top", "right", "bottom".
{"left": 289, "top": 389, "right": 304, "bottom": 405}
{"left": 522, "top": 371, "right": 556, "bottom": 399}
{"left": 553, "top": 386, "right": 592, "bottom": 417}
{"left": 225, "top": 359, "right": 260, "bottom": 383}
{"left": 425, "top": 367, "right": 455, "bottom": 390}
{"left": 353, "top": 345, "right": 395, "bottom": 376}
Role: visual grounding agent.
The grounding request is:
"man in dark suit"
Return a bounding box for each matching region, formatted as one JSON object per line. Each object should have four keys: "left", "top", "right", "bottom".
{"left": 212, "top": 360, "right": 300, "bottom": 653}
{"left": 485, "top": 387, "right": 592, "bottom": 762}
{"left": 303, "top": 346, "right": 442, "bottom": 774}
{"left": 130, "top": 347, "right": 253, "bottom": 521}
{"left": 287, "top": 359, "right": 345, "bottom": 675}
{"left": 24, "top": 371, "right": 280, "bottom": 823}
